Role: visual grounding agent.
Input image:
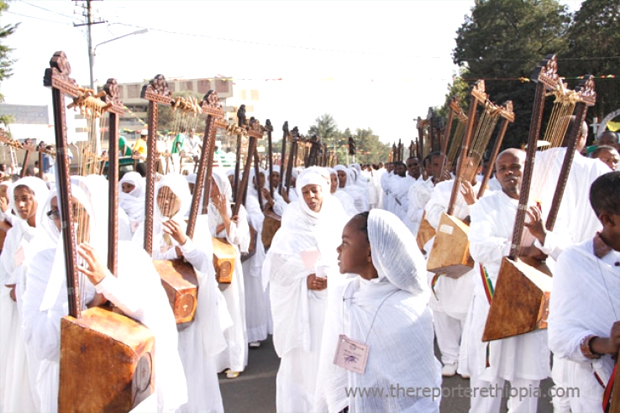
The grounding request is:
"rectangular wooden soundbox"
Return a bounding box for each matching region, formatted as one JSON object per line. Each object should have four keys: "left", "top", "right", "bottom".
{"left": 427, "top": 213, "right": 474, "bottom": 279}
{"left": 416, "top": 212, "right": 436, "bottom": 253}
{"left": 153, "top": 258, "right": 198, "bottom": 327}
{"left": 212, "top": 236, "right": 236, "bottom": 284}
{"left": 58, "top": 306, "right": 155, "bottom": 413}
{"left": 262, "top": 209, "right": 281, "bottom": 250}
{"left": 482, "top": 256, "right": 552, "bottom": 342}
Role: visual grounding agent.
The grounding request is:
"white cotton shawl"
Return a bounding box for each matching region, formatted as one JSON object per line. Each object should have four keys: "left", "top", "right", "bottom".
{"left": 118, "top": 172, "right": 145, "bottom": 222}
{"left": 315, "top": 209, "right": 441, "bottom": 413}
{"left": 328, "top": 168, "right": 357, "bottom": 218}
{"left": 264, "top": 169, "right": 349, "bottom": 357}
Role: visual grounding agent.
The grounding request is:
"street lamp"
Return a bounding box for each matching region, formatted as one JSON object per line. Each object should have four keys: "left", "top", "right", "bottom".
{"left": 89, "top": 28, "right": 148, "bottom": 89}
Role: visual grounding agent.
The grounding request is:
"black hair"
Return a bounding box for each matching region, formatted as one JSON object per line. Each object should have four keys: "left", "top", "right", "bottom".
{"left": 351, "top": 211, "right": 370, "bottom": 243}
{"left": 591, "top": 145, "right": 618, "bottom": 159}
{"left": 590, "top": 171, "right": 620, "bottom": 217}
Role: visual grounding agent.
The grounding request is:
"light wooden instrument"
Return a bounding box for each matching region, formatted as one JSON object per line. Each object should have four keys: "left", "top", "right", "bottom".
{"left": 46, "top": 53, "right": 155, "bottom": 412}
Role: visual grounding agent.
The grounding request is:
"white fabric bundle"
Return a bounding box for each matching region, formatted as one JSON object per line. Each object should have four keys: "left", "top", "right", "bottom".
{"left": 316, "top": 209, "right": 441, "bottom": 413}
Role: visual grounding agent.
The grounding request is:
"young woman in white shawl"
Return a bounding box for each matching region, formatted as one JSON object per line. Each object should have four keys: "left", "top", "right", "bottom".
{"left": 243, "top": 167, "right": 273, "bottom": 347}
{"left": 315, "top": 209, "right": 442, "bottom": 413}
{"left": 0, "top": 176, "right": 48, "bottom": 412}
{"left": 263, "top": 167, "right": 349, "bottom": 413}
{"left": 208, "top": 171, "right": 251, "bottom": 378}
{"left": 328, "top": 167, "right": 357, "bottom": 218}
{"left": 21, "top": 176, "right": 188, "bottom": 413}
{"left": 118, "top": 171, "right": 145, "bottom": 236}
{"left": 133, "top": 172, "right": 227, "bottom": 412}
{"left": 334, "top": 165, "right": 367, "bottom": 213}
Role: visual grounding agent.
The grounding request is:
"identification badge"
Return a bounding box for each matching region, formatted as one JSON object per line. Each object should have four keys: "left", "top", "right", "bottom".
{"left": 300, "top": 248, "right": 321, "bottom": 270}
{"left": 333, "top": 334, "right": 369, "bottom": 375}
{"left": 14, "top": 245, "right": 25, "bottom": 267}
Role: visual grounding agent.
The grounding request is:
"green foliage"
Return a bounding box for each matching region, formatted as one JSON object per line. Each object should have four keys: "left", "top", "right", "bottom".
{"left": 0, "top": 0, "right": 19, "bottom": 125}
{"left": 561, "top": 0, "right": 620, "bottom": 124}
{"left": 306, "top": 114, "right": 390, "bottom": 164}
{"left": 451, "top": 0, "right": 571, "bottom": 149}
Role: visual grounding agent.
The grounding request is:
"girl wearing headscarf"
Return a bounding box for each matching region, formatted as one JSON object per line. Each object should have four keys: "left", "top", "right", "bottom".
{"left": 21, "top": 177, "right": 188, "bottom": 413}
{"left": 263, "top": 168, "right": 349, "bottom": 413}
{"left": 118, "top": 171, "right": 145, "bottom": 236}
{"left": 334, "top": 165, "right": 367, "bottom": 213}
{"left": 315, "top": 210, "right": 442, "bottom": 413}
{"left": 328, "top": 167, "right": 358, "bottom": 217}
{"left": 134, "top": 173, "right": 226, "bottom": 412}
{"left": 0, "top": 177, "right": 48, "bottom": 412}
{"left": 243, "top": 167, "right": 272, "bottom": 347}
{"left": 208, "top": 171, "right": 251, "bottom": 378}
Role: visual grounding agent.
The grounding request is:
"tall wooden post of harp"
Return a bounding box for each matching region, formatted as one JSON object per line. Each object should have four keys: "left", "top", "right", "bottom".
{"left": 141, "top": 74, "right": 199, "bottom": 327}
{"left": 426, "top": 81, "right": 488, "bottom": 278}
{"left": 278, "top": 121, "right": 289, "bottom": 196}
{"left": 47, "top": 53, "right": 155, "bottom": 412}
{"left": 482, "top": 57, "right": 597, "bottom": 342}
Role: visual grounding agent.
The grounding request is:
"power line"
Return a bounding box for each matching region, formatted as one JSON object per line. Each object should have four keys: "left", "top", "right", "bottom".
{"left": 4, "top": 10, "right": 72, "bottom": 25}
{"left": 17, "top": 0, "right": 81, "bottom": 23}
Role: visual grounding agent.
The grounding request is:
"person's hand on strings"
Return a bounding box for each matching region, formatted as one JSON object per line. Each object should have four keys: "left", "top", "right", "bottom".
{"left": 162, "top": 218, "right": 187, "bottom": 246}
{"left": 77, "top": 242, "right": 110, "bottom": 307}
{"left": 212, "top": 194, "right": 229, "bottom": 217}
{"left": 460, "top": 181, "right": 476, "bottom": 205}
{"left": 261, "top": 188, "right": 275, "bottom": 207}
{"left": 524, "top": 204, "right": 546, "bottom": 245}
{"left": 0, "top": 196, "right": 8, "bottom": 213}
{"left": 307, "top": 273, "right": 327, "bottom": 291}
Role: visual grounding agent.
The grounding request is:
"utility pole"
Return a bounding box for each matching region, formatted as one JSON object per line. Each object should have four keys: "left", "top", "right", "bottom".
{"left": 74, "top": 0, "right": 106, "bottom": 90}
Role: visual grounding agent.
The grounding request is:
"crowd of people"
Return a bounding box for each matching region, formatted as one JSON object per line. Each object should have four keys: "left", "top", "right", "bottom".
{"left": 0, "top": 126, "right": 618, "bottom": 413}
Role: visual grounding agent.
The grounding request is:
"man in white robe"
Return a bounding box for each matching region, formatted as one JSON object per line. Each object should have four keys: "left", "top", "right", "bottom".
{"left": 424, "top": 159, "right": 479, "bottom": 378}
{"left": 467, "top": 149, "right": 550, "bottom": 413}
{"left": 548, "top": 171, "right": 620, "bottom": 413}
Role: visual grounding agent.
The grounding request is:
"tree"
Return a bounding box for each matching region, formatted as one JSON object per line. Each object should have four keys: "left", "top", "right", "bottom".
{"left": 561, "top": 0, "right": 620, "bottom": 133}
{"left": 452, "top": 0, "right": 571, "bottom": 148}
{"left": 352, "top": 127, "right": 390, "bottom": 164}
{"left": 0, "top": 0, "right": 19, "bottom": 126}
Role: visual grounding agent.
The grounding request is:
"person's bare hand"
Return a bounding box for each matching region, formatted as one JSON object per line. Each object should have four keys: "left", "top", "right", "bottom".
{"left": 307, "top": 273, "right": 327, "bottom": 291}
{"left": 460, "top": 181, "right": 476, "bottom": 205}
{"left": 0, "top": 197, "right": 7, "bottom": 213}
{"left": 162, "top": 219, "right": 187, "bottom": 245}
{"left": 212, "top": 194, "right": 229, "bottom": 216}
{"left": 5, "top": 284, "right": 16, "bottom": 302}
{"left": 524, "top": 204, "right": 546, "bottom": 244}
{"left": 77, "top": 242, "right": 110, "bottom": 286}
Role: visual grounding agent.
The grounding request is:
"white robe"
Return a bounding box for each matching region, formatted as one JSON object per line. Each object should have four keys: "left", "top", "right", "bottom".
{"left": 315, "top": 209, "right": 441, "bottom": 413}
{"left": 242, "top": 190, "right": 272, "bottom": 343}
{"left": 264, "top": 190, "right": 348, "bottom": 413}
{"left": 467, "top": 190, "right": 551, "bottom": 382}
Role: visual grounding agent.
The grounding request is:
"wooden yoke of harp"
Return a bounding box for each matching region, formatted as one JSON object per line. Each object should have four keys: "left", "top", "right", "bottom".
{"left": 482, "top": 55, "right": 563, "bottom": 342}
{"left": 46, "top": 53, "right": 155, "bottom": 412}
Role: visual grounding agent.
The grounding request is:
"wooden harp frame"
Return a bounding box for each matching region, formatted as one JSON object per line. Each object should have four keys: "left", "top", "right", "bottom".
{"left": 46, "top": 53, "right": 155, "bottom": 413}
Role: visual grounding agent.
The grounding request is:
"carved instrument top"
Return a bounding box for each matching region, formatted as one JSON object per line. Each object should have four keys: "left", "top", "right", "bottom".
{"left": 140, "top": 74, "right": 173, "bottom": 105}
{"left": 43, "top": 51, "right": 80, "bottom": 97}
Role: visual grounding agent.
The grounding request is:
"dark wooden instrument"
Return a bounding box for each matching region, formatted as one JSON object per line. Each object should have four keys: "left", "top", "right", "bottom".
{"left": 483, "top": 59, "right": 596, "bottom": 341}
{"left": 47, "top": 54, "right": 155, "bottom": 412}
{"left": 141, "top": 74, "right": 198, "bottom": 327}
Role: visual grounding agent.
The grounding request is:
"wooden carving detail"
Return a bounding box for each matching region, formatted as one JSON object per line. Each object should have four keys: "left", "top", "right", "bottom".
{"left": 265, "top": 119, "right": 273, "bottom": 132}
{"left": 248, "top": 117, "right": 264, "bottom": 139}
{"left": 471, "top": 80, "right": 488, "bottom": 103}
{"left": 534, "top": 54, "right": 559, "bottom": 90}
{"left": 576, "top": 75, "right": 596, "bottom": 106}
{"left": 140, "top": 74, "right": 173, "bottom": 104}
{"left": 102, "top": 78, "right": 124, "bottom": 115}
{"left": 43, "top": 51, "right": 80, "bottom": 97}
{"left": 201, "top": 90, "right": 223, "bottom": 118}
{"left": 282, "top": 121, "right": 289, "bottom": 136}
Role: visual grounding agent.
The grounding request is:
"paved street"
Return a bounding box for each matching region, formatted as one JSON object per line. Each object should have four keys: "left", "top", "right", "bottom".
{"left": 219, "top": 336, "right": 554, "bottom": 413}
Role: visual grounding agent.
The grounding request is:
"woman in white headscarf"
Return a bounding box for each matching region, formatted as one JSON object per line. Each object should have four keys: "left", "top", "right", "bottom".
{"left": 263, "top": 168, "right": 349, "bottom": 413}
{"left": 118, "top": 171, "right": 145, "bottom": 235}
{"left": 21, "top": 177, "right": 188, "bottom": 413}
{"left": 315, "top": 209, "right": 442, "bottom": 413}
{"left": 133, "top": 173, "right": 225, "bottom": 412}
{"left": 208, "top": 171, "right": 251, "bottom": 378}
{"left": 243, "top": 167, "right": 272, "bottom": 347}
{"left": 0, "top": 177, "right": 48, "bottom": 413}
{"left": 334, "top": 165, "right": 367, "bottom": 213}
{"left": 328, "top": 167, "right": 357, "bottom": 217}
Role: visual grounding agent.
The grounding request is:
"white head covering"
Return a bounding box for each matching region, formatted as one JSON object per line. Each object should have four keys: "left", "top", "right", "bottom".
{"left": 368, "top": 209, "right": 428, "bottom": 296}
{"left": 155, "top": 173, "right": 191, "bottom": 221}
{"left": 118, "top": 172, "right": 145, "bottom": 222}
{"left": 8, "top": 177, "right": 50, "bottom": 227}
{"left": 185, "top": 173, "right": 197, "bottom": 185}
{"left": 333, "top": 165, "right": 350, "bottom": 188}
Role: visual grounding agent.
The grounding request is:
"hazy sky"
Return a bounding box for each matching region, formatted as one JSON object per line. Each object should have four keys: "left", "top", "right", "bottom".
{"left": 1, "top": 0, "right": 583, "bottom": 144}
